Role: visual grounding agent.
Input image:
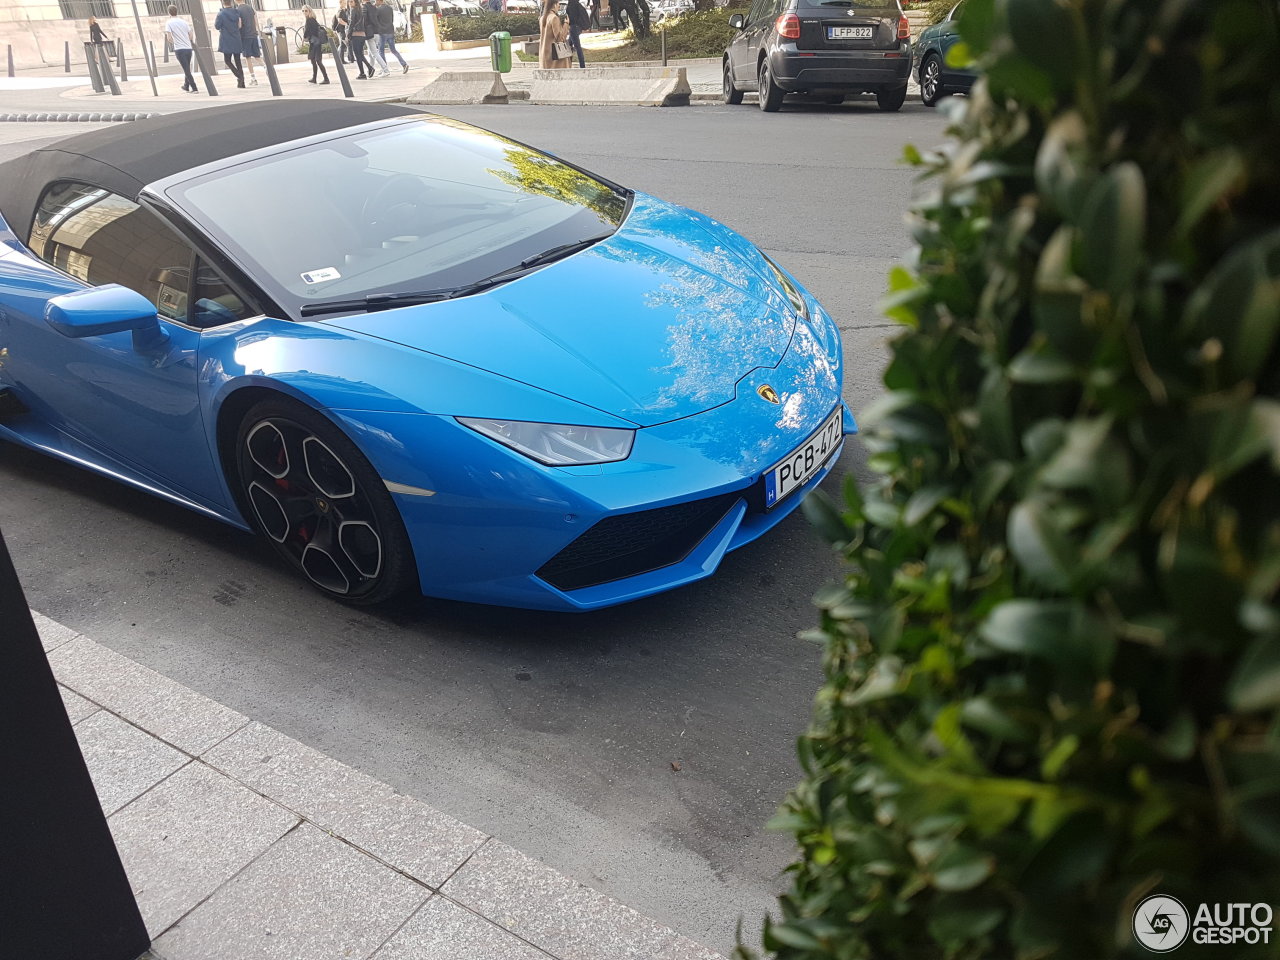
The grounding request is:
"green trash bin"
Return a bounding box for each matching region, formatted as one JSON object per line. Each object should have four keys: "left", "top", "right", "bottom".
{"left": 489, "top": 31, "right": 511, "bottom": 73}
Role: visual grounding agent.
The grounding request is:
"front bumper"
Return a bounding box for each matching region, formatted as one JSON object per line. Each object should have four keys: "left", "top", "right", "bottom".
{"left": 770, "top": 46, "right": 911, "bottom": 92}
{"left": 335, "top": 309, "right": 853, "bottom": 611}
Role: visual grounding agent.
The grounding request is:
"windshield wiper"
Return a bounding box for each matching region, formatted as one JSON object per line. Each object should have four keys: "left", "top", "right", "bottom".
{"left": 298, "top": 235, "right": 610, "bottom": 318}
{"left": 299, "top": 269, "right": 529, "bottom": 318}
{"left": 518, "top": 235, "right": 611, "bottom": 270}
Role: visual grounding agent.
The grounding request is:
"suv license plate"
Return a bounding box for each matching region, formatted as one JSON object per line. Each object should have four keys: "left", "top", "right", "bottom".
{"left": 828, "top": 25, "right": 873, "bottom": 38}
{"left": 764, "top": 407, "right": 844, "bottom": 508}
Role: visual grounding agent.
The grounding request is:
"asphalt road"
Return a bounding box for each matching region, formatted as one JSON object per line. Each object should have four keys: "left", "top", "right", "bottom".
{"left": 0, "top": 101, "right": 946, "bottom": 953}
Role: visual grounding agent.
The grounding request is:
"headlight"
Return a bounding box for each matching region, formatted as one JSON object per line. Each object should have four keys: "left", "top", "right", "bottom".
{"left": 761, "top": 253, "right": 810, "bottom": 321}
{"left": 457, "top": 418, "right": 635, "bottom": 466}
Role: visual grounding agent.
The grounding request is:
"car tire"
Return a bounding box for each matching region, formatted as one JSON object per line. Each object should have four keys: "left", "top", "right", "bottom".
{"left": 876, "top": 82, "right": 907, "bottom": 112}
{"left": 234, "top": 396, "right": 417, "bottom": 605}
{"left": 758, "top": 59, "right": 784, "bottom": 112}
{"left": 723, "top": 58, "right": 743, "bottom": 105}
{"left": 920, "top": 53, "right": 944, "bottom": 107}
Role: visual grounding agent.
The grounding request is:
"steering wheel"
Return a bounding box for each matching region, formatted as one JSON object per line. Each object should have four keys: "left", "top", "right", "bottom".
{"left": 360, "top": 174, "right": 432, "bottom": 248}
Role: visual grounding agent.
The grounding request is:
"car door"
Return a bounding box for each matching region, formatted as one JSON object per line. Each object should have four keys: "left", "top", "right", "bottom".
{"left": 0, "top": 181, "right": 248, "bottom": 506}
{"left": 938, "top": 2, "right": 973, "bottom": 87}
{"left": 731, "top": 0, "right": 774, "bottom": 85}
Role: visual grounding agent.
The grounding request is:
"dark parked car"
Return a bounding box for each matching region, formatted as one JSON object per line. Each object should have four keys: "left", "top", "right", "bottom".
{"left": 914, "top": 1, "right": 976, "bottom": 107}
{"left": 723, "top": 0, "right": 911, "bottom": 112}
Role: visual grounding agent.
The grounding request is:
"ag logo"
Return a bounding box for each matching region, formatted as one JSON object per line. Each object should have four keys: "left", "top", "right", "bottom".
{"left": 1134, "top": 895, "right": 1190, "bottom": 953}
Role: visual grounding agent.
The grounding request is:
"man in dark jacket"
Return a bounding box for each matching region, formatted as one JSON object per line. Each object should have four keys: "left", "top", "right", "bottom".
{"left": 373, "top": 0, "right": 408, "bottom": 73}
{"left": 214, "top": 0, "right": 245, "bottom": 87}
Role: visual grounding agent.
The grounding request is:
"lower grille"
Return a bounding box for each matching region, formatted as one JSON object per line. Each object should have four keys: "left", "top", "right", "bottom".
{"left": 536, "top": 492, "right": 742, "bottom": 592}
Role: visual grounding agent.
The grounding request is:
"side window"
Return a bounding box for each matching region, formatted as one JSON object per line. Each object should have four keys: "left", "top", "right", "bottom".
{"left": 746, "top": 0, "right": 768, "bottom": 24}
{"left": 29, "top": 181, "right": 253, "bottom": 328}
{"left": 191, "top": 257, "right": 253, "bottom": 328}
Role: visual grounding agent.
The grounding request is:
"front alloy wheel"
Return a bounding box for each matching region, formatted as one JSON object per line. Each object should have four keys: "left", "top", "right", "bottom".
{"left": 235, "top": 398, "right": 415, "bottom": 604}
{"left": 920, "top": 54, "right": 943, "bottom": 107}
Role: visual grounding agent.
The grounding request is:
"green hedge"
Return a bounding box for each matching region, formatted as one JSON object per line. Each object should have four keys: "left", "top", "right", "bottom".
{"left": 438, "top": 11, "right": 540, "bottom": 41}
{"left": 755, "top": 0, "right": 1280, "bottom": 958}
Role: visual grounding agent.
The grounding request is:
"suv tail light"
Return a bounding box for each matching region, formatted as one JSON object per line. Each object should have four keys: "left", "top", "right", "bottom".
{"left": 775, "top": 12, "right": 801, "bottom": 39}
{"left": 897, "top": 15, "right": 910, "bottom": 39}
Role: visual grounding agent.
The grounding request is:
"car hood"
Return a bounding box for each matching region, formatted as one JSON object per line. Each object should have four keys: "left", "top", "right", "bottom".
{"left": 318, "top": 194, "right": 798, "bottom": 427}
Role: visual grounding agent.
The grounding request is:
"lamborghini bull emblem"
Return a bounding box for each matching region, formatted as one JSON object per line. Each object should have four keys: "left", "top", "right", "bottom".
{"left": 757, "top": 384, "right": 781, "bottom": 404}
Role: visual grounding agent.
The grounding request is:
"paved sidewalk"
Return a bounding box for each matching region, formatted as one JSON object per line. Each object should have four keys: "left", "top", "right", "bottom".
{"left": 33, "top": 609, "right": 725, "bottom": 960}
{"left": 0, "top": 45, "right": 913, "bottom": 116}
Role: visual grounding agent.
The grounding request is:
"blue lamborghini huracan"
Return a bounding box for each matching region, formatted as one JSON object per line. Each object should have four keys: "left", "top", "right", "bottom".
{"left": 0, "top": 102, "right": 852, "bottom": 610}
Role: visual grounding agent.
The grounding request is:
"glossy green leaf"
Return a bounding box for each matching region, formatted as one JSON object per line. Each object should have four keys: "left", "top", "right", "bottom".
{"left": 1078, "top": 162, "right": 1147, "bottom": 298}
{"left": 1181, "top": 228, "right": 1280, "bottom": 380}
{"left": 931, "top": 844, "right": 995, "bottom": 891}
{"left": 1229, "top": 637, "right": 1280, "bottom": 713}
{"left": 1007, "top": 498, "right": 1078, "bottom": 591}
{"left": 980, "top": 599, "right": 1114, "bottom": 674}
{"left": 1175, "top": 149, "right": 1245, "bottom": 240}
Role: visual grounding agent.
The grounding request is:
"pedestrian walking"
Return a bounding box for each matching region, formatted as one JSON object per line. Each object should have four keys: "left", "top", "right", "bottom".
{"left": 164, "top": 5, "right": 198, "bottom": 92}
{"left": 214, "top": 0, "right": 245, "bottom": 87}
{"left": 237, "top": 0, "right": 262, "bottom": 85}
{"left": 87, "top": 16, "right": 108, "bottom": 45}
{"left": 374, "top": 0, "right": 408, "bottom": 74}
{"left": 566, "top": 0, "right": 588, "bottom": 67}
{"left": 363, "top": 0, "right": 390, "bottom": 76}
{"left": 538, "top": 0, "right": 571, "bottom": 68}
{"left": 302, "top": 6, "right": 330, "bottom": 83}
{"left": 332, "top": 1, "right": 352, "bottom": 63}
{"left": 347, "top": 0, "right": 375, "bottom": 78}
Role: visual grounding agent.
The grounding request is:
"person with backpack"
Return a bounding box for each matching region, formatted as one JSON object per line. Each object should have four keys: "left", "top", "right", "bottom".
{"left": 566, "top": 0, "right": 589, "bottom": 67}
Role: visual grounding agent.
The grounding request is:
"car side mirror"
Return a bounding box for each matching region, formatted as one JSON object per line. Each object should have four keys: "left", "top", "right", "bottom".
{"left": 45, "top": 284, "right": 159, "bottom": 339}
{"left": 729, "top": 12, "right": 744, "bottom": 28}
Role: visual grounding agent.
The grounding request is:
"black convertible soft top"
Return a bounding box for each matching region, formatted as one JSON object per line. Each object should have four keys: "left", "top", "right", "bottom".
{"left": 0, "top": 101, "right": 422, "bottom": 241}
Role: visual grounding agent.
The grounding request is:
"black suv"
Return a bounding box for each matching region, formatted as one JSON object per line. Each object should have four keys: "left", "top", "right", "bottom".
{"left": 723, "top": 0, "right": 911, "bottom": 112}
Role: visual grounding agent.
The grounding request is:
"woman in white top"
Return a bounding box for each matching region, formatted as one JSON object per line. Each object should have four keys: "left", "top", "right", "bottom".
{"left": 164, "top": 5, "right": 198, "bottom": 93}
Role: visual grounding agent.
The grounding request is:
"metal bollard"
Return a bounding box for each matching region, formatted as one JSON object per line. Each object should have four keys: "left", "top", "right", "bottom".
{"left": 660, "top": 28, "right": 666, "bottom": 66}
{"left": 84, "top": 42, "right": 104, "bottom": 92}
{"left": 192, "top": 45, "right": 219, "bottom": 96}
{"left": 65, "top": 40, "right": 71, "bottom": 72}
{"left": 6, "top": 44, "right": 13, "bottom": 79}
{"left": 96, "top": 42, "right": 121, "bottom": 95}
{"left": 259, "top": 31, "right": 283, "bottom": 96}
{"left": 117, "top": 41, "right": 128, "bottom": 81}
{"left": 330, "top": 45, "right": 354, "bottom": 98}
{"left": 163, "top": 36, "right": 169, "bottom": 63}
{"left": 148, "top": 40, "right": 157, "bottom": 77}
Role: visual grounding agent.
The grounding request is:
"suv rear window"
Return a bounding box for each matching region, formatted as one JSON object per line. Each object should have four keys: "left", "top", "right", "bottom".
{"left": 795, "top": 0, "right": 900, "bottom": 9}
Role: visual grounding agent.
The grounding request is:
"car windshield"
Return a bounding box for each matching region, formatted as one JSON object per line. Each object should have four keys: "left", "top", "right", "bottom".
{"left": 165, "top": 116, "right": 629, "bottom": 317}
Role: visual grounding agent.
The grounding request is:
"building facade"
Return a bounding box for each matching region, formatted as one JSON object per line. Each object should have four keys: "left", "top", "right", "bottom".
{"left": 0, "top": 0, "right": 317, "bottom": 67}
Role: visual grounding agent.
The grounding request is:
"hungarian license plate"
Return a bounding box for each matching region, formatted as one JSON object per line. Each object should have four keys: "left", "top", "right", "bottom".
{"left": 764, "top": 407, "right": 844, "bottom": 508}
{"left": 828, "top": 25, "right": 873, "bottom": 39}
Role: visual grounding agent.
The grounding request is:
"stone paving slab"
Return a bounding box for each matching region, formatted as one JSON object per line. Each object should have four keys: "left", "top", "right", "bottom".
{"left": 58, "top": 683, "right": 99, "bottom": 724}
{"left": 37, "top": 608, "right": 727, "bottom": 960}
{"left": 32, "top": 608, "right": 81, "bottom": 652}
{"left": 371, "top": 895, "right": 551, "bottom": 960}
{"left": 204, "top": 721, "right": 487, "bottom": 889}
{"left": 153, "top": 822, "right": 429, "bottom": 960}
{"left": 444, "top": 840, "right": 724, "bottom": 960}
{"left": 73, "top": 709, "right": 190, "bottom": 817}
{"left": 108, "top": 761, "right": 299, "bottom": 936}
{"left": 46, "top": 633, "right": 248, "bottom": 755}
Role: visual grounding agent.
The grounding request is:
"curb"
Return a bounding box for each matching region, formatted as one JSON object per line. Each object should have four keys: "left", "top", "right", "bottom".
{"left": 0, "top": 111, "right": 158, "bottom": 122}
